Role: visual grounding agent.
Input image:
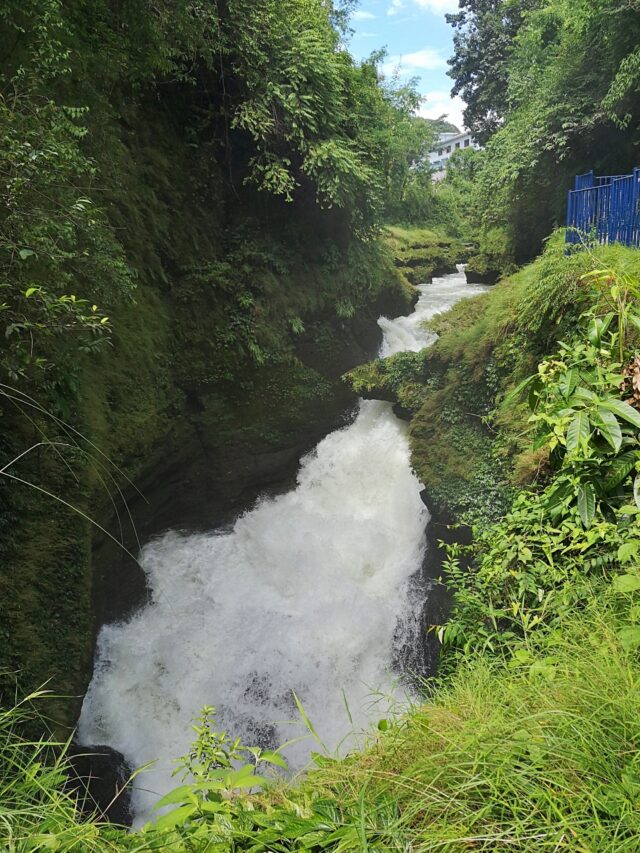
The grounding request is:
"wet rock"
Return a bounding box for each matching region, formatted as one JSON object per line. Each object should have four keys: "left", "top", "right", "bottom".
{"left": 464, "top": 266, "right": 500, "bottom": 286}
{"left": 66, "top": 743, "right": 132, "bottom": 827}
{"left": 392, "top": 403, "right": 413, "bottom": 421}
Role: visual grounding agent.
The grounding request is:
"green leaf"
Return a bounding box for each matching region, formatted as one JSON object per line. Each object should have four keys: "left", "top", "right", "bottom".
{"left": 152, "top": 784, "right": 196, "bottom": 810}
{"left": 601, "top": 397, "right": 640, "bottom": 430}
{"left": 618, "top": 626, "right": 640, "bottom": 652}
{"left": 592, "top": 407, "right": 623, "bottom": 452}
{"left": 618, "top": 541, "right": 640, "bottom": 564}
{"left": 545, "top": 480, "right": 573, "bottom": 513}
{"left": 612, "top": 573, "right": 640, "bottom": 593}
{"left": 225, "top": 764, "right": 268, "bottom": 789}
{"left": 19, "top": 248, "right": 35, "bottom": 260}
{"left": 577, "top": 482, "right": 596, "bottom": 527}
{"left": 260, "top": 750, "right": 288, "bottom": 770}
{"left": 603, "top": 452, "right": 637, "bottom": 492}
{"left": 566, "top": 411, "right": 590, "bottom": 453}
{"left": 628, "top": 311, "right": 640, "bottom": 335}
{"left": 292, "top": 691, "right": 323, "bottom": 746}
{"left": 635, "top": 475, "right": 640, "bottom": 509}
{"left": 153, "top": 803, "right": 196, "bottom": 830}
{"left": 504, "top": 373, "right": 535, "bottom": 405}
{"left": 571, "top": 387, "right": 597, "bottom": 404}
{"left": 559, "top": 368, "right": 579, "bottom": 399}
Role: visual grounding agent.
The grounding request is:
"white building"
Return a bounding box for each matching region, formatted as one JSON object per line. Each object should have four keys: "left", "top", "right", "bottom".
{"left": 428, "top": 131, "right": 479, "bottom": 181}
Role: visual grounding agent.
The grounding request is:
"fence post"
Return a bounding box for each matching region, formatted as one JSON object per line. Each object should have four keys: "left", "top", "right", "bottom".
{"left": 566, "top": 190, "right": 574, "bottom": 246}
{"left": 633, "top": 168, "right": 640, "bottom": 248}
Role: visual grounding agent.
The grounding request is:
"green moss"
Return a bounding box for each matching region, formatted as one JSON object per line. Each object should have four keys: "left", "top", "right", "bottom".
{"left": 0, "top": 97, "right": 410, "bottom": 725}
{"left": 383, "top": 225, "right": 466, "bottom": 288}
{"left": 345, "top": 234, "right": 640, "bottom": 525}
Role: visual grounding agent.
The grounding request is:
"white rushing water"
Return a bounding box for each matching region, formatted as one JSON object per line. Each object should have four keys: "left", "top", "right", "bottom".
{"left": 79, "top": 269, "right": 488, "bottom": 824}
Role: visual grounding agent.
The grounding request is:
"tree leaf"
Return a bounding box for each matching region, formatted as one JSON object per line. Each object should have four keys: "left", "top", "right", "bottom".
{"left": 601, "top": 397, "right": 640, "bottom": 430}
{"left": 592, "top": 406, "right": 623, "bottom": 452}
{"left": 577, "top": 482, "right": 596, "bottom": 527}
{"left": 259, "top": 750, "right": 288, "bottom": 769}
{"left": 504, "top": 373, "right": 535, "bottom": 405}
{"left": 566, "top": 411, "right": 590, "bottom": 453}
{"left": 603, "top": 451, "right": 637, "bottom": 492}
{"left": 559, "top": 368, "right": 579, "bottom": 399}
{"left": 571, "top": 387, "right": 597, "bottom": 404}
{"left": 612, "top": 573, "right": 640, "bottom": 593}
{"left": 618, "top": 541, "right": 640, "bottom": 564}
{"left": 153, "top": 803, "right": 196, "bottom": 830}
{"left": 618, "top": 626, "right": 640, "bottom": 652}
{"left": 153, "top": 784, "right": 193, "bottom": 810}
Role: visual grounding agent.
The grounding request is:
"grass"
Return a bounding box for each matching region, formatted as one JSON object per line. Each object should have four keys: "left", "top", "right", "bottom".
{"left": 302, "top": 588, "right": 640, "bottom": 851}
{"left": 346, "top": 233, "right": 640, "bottom": 520}
{"left": 0, "top": 690, "right": 113, "bottom": 851}
{"left": 7, "top": 236, "right": 640, "bottom": 849}
{"left": 4, "top": 587, "right": 640, "bottom": 851}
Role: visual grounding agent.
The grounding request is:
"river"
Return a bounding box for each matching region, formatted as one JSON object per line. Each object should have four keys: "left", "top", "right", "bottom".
{"left": 78, "top": 268, "right": 488, "bottom": 824}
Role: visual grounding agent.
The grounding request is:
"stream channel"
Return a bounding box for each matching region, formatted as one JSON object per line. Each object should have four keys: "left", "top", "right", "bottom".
{"left": 78, "top": 268, "right": 488, "bottom": 825}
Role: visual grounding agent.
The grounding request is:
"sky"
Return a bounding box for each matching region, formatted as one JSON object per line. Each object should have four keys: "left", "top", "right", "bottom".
{"left": 346, "top": 0, "right": 466, "bottom": 131}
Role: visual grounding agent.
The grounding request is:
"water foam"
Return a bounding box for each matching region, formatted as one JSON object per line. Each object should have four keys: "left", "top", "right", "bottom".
{"left": 78, "top": 269, "right": 487, "bottom": 822}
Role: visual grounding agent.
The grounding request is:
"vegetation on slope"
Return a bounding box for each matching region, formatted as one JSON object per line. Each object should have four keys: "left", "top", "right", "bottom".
{"left": 384, "top": 226, "right": 468, "bottom": 288}
{"left": 445, "top": 0, "right": 640, "bottom": 264}
{"left": 6, "top": 0, "right": 640, "bottom": 849}
{"left": 0, "top": 0, "right": 435, "bottom": 716}
{"left": 5, "top": 237, "right": 640, "bottom": 851}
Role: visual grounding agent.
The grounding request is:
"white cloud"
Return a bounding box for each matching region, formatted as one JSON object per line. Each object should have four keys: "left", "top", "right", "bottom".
{"left": 352, "top": 9, "right": 376, "bottom": 20}
{"left": 381, "top": 47, "right": 445, "bottom": 77}
{"left": 388, "top": 0, "right": 458, "bottom": 16}
{"left": 398, "top": 47, "right": 446, "bottom": 70}
{"left": 417, "top": 90, "right": 467, "bottom": 131}
{"left": 414, "top": 0, "right": 459, "bottom": 12}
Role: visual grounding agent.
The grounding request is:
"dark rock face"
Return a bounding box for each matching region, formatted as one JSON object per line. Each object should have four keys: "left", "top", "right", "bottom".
{"left": 392, "top": 403, "right": 413, "bottom": 422}
{"left": 395, "top": 489, "right": 473, "bottom": 684}
{"left": 464, "top": 267, "right": 500, "bottom": 286}
{"left": 66, "top": 744, "right": 132, "bottom": 827}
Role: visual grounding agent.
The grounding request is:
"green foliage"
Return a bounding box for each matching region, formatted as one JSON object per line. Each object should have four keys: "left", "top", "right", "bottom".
{"left": 465, "top": 226, "right": 515, "bottom": 282}
{"left": 0, "top": 4, "right": 132, "bottom": 386}
{"left": 446, "top": 0, "right": 541, "bottom": 143}
{"left": 346, "top": 350, "right": 427, "bottom": 409}
{"left": 0, "top": 0, "right": 426, "bottom": 714}
{"left": 447, "top": 0, "right": 640, "bottom": 261}
{"left": 440, "top": 261, "right": 640, "bottom": 656}
{"left": 0, "top": 689, "right": 109, "bottom": 850}
{"left": 9, "top": 599, "right": 640, "bottom": 851}
{"left": 383, "top": 225, "right": 465, "bottom": 288}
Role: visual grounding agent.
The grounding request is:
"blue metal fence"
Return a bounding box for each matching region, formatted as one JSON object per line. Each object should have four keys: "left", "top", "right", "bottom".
{"left": 566, "top": 169, "right": 640, "bottom": 249}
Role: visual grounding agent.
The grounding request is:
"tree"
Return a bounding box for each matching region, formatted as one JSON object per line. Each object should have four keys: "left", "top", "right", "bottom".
{"left": 446, "top": 0, "right": 541, "bottom": 144}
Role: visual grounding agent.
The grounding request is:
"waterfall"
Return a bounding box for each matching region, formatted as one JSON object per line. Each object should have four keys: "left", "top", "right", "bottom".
{"left": 78, "top": 269, "right": 488, "bottom": 824}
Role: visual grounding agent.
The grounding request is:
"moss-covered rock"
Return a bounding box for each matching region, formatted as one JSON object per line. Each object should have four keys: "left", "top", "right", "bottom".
{"left": 384, "top": 225, "right": 467, "bottom": 287}
{"left": 344, "top": 234, "right": 624, "bottom": 527}
{"left": 0, "top": 96, "right": 415, "bottom": 729}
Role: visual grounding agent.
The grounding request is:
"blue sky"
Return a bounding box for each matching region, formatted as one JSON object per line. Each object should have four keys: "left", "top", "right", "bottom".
{"left": 346, "top": 0, "right": 465, "bottom": 130}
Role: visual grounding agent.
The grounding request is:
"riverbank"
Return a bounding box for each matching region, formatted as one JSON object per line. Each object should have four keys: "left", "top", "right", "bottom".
{"left": 8, "top": 235, "right": 640, "bottom": 849}
{"left": 0, "top": 245, "right": 413, "bottom": 733}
